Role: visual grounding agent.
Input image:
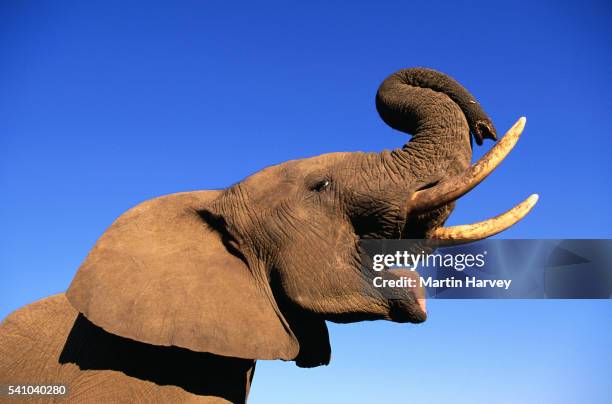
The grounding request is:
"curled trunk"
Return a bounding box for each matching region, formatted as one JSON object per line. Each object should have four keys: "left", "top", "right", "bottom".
{"left": 376, "top": 67, "right": 497, "bottom": 177}
{"left": 376, "top": 68, "right": 537, "bottom": 242}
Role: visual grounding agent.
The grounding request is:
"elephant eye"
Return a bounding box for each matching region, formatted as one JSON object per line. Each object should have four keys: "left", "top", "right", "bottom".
{"left": 311, "top": 179, "right": 331, "bottom": 192}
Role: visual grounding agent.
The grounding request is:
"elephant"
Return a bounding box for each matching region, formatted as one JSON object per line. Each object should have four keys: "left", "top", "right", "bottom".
{"left": 0, "top": 67, "right": 538, "bottom": 403}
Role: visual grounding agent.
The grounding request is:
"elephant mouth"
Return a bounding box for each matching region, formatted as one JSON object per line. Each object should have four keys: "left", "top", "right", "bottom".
{"left": 411, "top": 118, "right": 539, "bottom": 244}
{"left": 384, "top": 269, "right": 428, "bottom": 323}
{"left": 389, "top": 296, "right": 427, "bottom": 323}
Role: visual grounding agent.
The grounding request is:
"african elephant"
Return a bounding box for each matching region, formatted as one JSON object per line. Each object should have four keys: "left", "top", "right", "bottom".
{"left": 0, "top": 68, "right": 537, "bottom": 403}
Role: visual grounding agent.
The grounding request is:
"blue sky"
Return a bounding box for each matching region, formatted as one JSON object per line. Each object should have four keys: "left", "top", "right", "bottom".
{"left": 1, "top": 1, "right": 611, "bottom": 402}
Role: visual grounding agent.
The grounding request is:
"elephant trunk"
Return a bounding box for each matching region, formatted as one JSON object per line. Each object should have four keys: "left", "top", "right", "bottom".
{"left": 376, "top": 68, "right": 539, "bottom": 243}
{"left": 375, "top": 67, "right": 497, "bottom": 176}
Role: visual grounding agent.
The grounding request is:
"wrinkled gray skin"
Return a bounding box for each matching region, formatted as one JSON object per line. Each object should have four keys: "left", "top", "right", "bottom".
{"left": 0, "top": 68, "right": 497, "bottom": 403}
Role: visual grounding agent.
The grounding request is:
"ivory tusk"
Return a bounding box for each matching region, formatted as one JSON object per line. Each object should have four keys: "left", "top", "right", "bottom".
{"left": 430, "top": 194, "right": 539, "bottom": 241}
{"left": 411, "top": 117, "right": 527, "bottom": 212}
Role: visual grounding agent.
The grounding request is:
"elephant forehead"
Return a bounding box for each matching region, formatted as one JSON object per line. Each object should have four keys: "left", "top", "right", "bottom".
{"left": 240, "top": 152, "right": 353, "bottom": 192}
{"left": 238, "top": 164, "right": 294, "bottom": 202}
{"left": 288, "top": 152, "right": 353, "bottom": 170}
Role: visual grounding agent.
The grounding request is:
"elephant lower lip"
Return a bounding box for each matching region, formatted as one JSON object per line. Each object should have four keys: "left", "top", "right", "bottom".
{"left": 383, "top": 268, "right": 427, "bottom": 323}
{"left": 388, "top": 297, "right": 427, "bottom": 324}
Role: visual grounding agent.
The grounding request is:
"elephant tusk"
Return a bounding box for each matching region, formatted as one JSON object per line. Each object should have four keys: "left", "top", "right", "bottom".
{"left": 430, "top": 194, "right": 539, "bottom": 241}
{"left": 411, "top": 117, "right": 527, "bottom": 212}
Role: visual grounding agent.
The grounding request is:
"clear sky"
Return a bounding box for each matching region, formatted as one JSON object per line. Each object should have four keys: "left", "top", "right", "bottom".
{"left": 1, "top": 1, "right": 611, "bottom": 403}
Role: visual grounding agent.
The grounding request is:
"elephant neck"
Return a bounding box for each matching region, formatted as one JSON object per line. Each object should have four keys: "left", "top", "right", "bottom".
{"left": 60, "top": 314, "right": 256, "bottom": 403}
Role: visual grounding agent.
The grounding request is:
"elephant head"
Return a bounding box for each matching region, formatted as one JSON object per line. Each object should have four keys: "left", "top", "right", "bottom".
{"left": 66, "top": 68, "right": 538, "bottom": 368}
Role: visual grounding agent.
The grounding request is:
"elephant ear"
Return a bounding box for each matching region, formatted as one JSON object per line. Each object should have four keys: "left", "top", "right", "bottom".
{"left": 66, "top": 191, "right": 300, "bottom": 361}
